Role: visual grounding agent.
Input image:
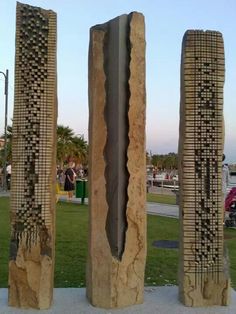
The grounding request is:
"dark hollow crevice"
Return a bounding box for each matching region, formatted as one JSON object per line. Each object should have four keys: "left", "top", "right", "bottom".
{"left": 102, "top": 14, "right": 130, "bottom": 261}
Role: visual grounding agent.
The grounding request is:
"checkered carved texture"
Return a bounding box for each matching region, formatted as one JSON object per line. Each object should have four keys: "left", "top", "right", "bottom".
{"left": 178, "top": 30, "right": 230, "bottom": 306}
{"left": 11, "top": 2, "right": 57, "bottom": 248}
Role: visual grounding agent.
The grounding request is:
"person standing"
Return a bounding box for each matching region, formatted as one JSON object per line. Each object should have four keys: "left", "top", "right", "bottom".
{"left": 64, "top": 162, "right": 76, "bottom": 201}
{"left": 222, "top": 154, "right": 230, "bottom": 223}
{"left": 6, "top": 163, "right": 12, "bottom": 190}
{"left": 222, "top": 155, "right": 230, "bottom": 201}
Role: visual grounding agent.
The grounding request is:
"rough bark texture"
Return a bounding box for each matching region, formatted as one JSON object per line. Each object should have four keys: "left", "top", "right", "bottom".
{"left": 8, "top": 2, "right": 57, "bottom": 309}
{"left": 87, "top": 12, "right": 146, "bottom": 309}
{"left": 178, "top": 30, "right": 230, "bottom": 306}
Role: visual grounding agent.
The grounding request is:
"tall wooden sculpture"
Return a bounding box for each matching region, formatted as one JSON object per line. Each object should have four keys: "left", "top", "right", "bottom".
{"left": 87, "top": 12, "right": 146, "bottom": 308}
{"left": 9, "top": 2, "right": 57, "bottom": 309}
{"left": 178, "top": 30, "right": 230, "bottom": 306}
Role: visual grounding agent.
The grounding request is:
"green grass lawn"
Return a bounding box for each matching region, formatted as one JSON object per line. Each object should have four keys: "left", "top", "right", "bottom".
{"left": 147, "top": 193, "right": 176, "bottom": 205}
{"left": 0, "top": 196, "right": 235, "bottom": 289}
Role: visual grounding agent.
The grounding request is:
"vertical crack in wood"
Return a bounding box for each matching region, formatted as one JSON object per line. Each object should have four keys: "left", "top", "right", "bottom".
{"left": 103, "top": 15, "right": 130, "bottom": 261}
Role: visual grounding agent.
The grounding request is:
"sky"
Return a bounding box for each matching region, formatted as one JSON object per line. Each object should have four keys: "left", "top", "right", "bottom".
{"left": 0, "top": 0, "right": 236, "bottom": 162}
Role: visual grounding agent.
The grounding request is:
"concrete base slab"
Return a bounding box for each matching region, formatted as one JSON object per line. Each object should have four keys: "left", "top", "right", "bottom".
{"left": 0, "top": 286, "right": 236, "bottom": 313}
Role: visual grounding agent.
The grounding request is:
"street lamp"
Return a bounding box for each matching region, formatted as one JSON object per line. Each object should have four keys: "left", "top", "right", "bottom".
{"left": 0, "top": 69, "right": 9, "bottom": 191}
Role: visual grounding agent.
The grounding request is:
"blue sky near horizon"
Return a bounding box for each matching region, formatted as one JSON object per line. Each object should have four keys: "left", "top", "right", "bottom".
{"left": 0, "top": 0, "right": 236, "bottom": 162}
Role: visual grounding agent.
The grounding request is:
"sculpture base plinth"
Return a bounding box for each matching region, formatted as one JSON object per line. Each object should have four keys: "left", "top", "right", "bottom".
{"left": 1, "top": 287, "right": 236, "bottom": 313}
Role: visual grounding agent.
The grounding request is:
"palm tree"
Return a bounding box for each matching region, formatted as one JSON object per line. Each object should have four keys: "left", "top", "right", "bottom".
{"left": 0, "top": 125, "right": 13, "bottom": 166}
{"left": 71, "top": 135, "right": 88, "bottom": 165}
{"left": 56, "top": 125, "right": 88, "bottom": 167}
{"left": 0, "top": 123, "right": 89, "bottom": 168}
{"left": 57, "top": 125, "right": 75, "bottom": 167}
{"left": 151, "top": 153, "right": 178, "bottom": 170}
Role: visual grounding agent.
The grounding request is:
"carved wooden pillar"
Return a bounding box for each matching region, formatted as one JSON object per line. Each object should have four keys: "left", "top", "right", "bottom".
{"left": 178, "top": 30, "right": 230, "bottom": 306}
{"left": 8, "top": 2, "right": 57, "bottom": 309}
{"left": 87, "top": 12, "right": 146, "bottom": 309}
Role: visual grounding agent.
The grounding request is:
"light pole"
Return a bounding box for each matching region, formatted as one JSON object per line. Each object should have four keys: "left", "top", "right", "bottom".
{"left": 0, "top": 69, "right": 9, "bottom": 191}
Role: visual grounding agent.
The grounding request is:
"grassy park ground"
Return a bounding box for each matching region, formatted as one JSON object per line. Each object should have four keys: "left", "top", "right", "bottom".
{"left": 147, "top": 193, "right": 176, "bottom": 205}
{"left": 0, "top": 195, "right": 235, "bottom": 289}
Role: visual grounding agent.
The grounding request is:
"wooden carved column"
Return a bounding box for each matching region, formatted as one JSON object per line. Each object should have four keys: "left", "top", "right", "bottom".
{"left": 8, "top": 2, "right": 57, "bottom": 309}
{"left": 178, "top": 30, "right": 230, "bottom": 306}
{"left": 87, "top": 12, "right": 146, "bottom": 309}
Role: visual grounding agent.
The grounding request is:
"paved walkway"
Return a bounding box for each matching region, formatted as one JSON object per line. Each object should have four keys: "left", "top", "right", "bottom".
{"left": 0, "top": 191, "right": 10, "bottom": 197}
{"left": 58, "top": 196, "right": 180, "bottom": 218}
{"left": 2, "top": 193, "right": 236, "bottom": 223}
{"left": 0, "top": 287, "right": 236, "bottom": 314}
{"left": 147, "top": 202, "right": 179, "bottom": 218}
{"left": 57, "top": 196, "right": 180, "bottom": 218}
{"left": 0, "top": 192, "right": 180, "bottom": 219}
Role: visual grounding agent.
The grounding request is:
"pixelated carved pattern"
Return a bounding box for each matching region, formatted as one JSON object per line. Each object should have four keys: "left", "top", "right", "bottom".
{"left": 182, "top": 31, "right": 224, "bottom": 284}
{"left": 12, "top": 4, "right": 54, "bottom": 244}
